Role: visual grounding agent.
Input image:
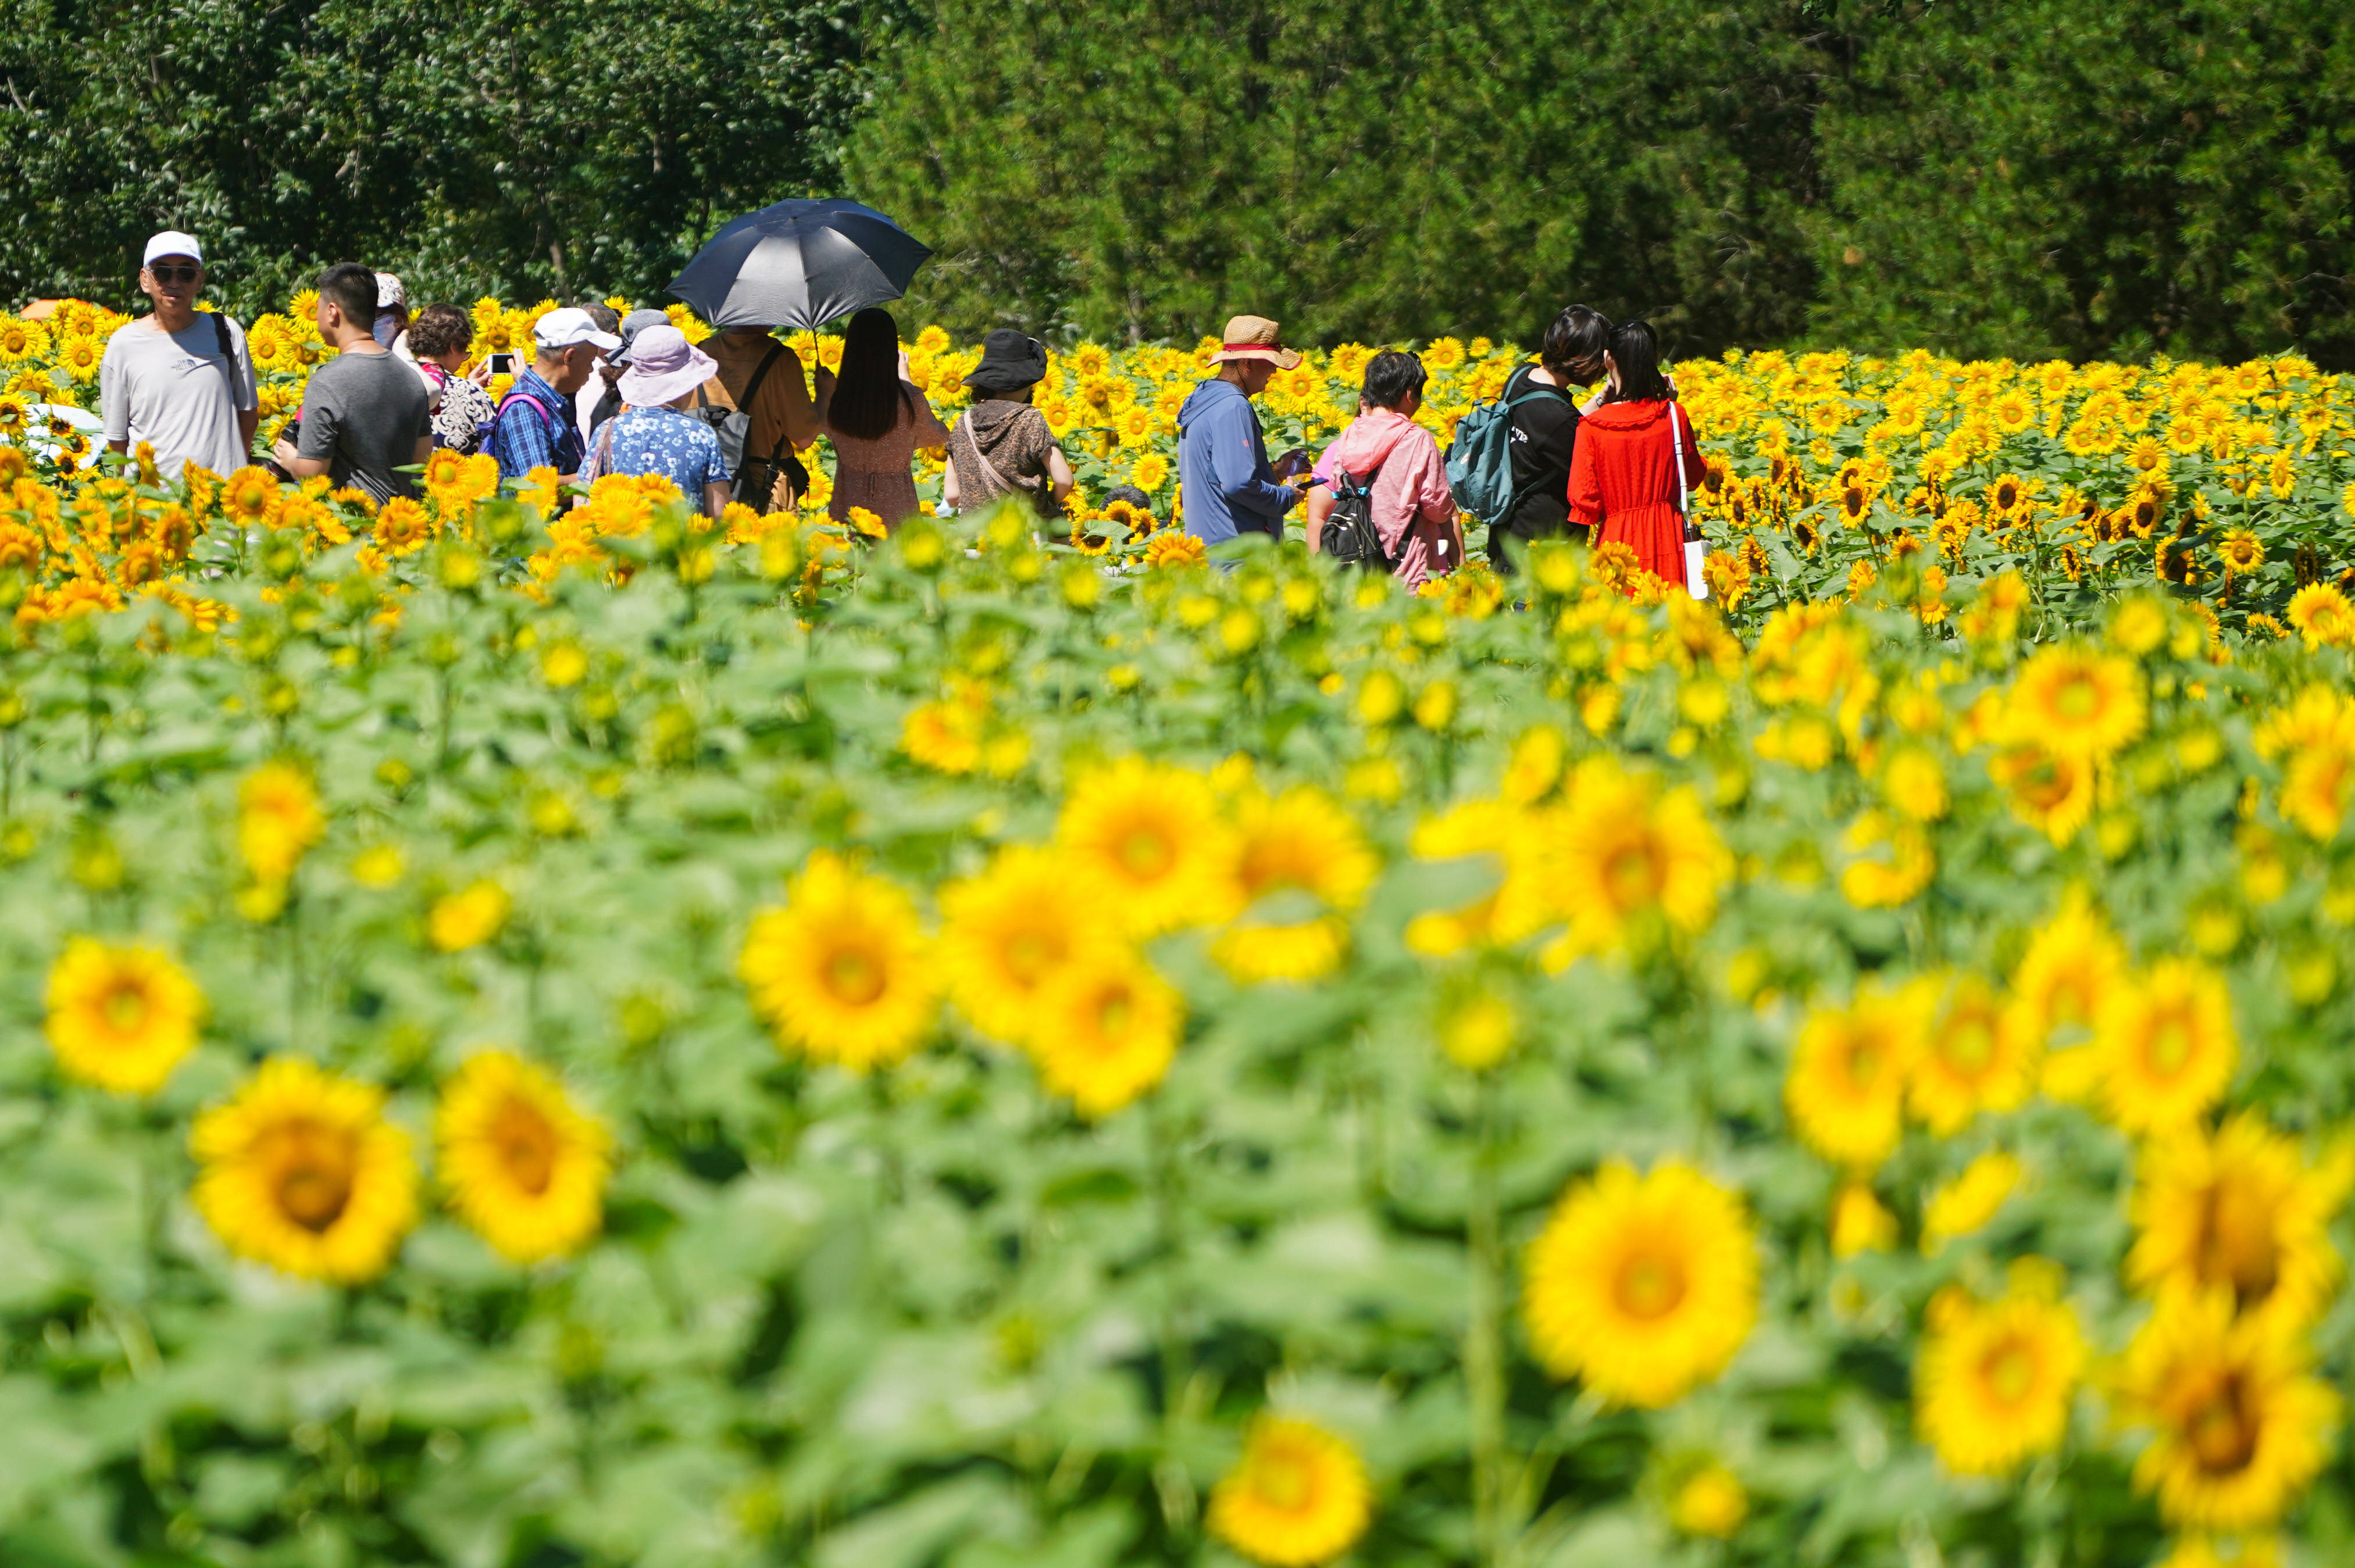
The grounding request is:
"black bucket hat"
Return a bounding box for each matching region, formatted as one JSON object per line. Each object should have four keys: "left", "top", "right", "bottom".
{"left": 964, "top": 328, "right": 1049, "bottom": 395}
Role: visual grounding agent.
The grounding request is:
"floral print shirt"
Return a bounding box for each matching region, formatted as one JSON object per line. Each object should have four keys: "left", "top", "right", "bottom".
{"left": 584, "top": 405, "right": 732, "bottom": 498}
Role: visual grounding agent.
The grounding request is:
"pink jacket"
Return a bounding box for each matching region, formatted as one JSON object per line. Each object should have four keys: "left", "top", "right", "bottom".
{"left": 1314, "top": 409, "right": 1457, "bottom": 588}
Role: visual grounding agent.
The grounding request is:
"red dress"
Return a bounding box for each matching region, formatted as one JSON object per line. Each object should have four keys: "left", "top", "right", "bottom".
{"left": 1567, "top": 398, "right": 1705, "bottom": 590}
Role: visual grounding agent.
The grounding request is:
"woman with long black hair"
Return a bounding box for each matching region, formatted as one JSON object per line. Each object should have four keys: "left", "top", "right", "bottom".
{"left": 1566, "top": 319, "right": 1705, "bottom": 591}
{"left": 813, "top": 306, "right": 950, "bottom": 530}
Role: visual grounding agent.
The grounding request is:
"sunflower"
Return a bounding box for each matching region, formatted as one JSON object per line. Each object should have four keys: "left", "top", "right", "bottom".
{"left": 2089, "top": 958, "right": 2236, "bottom": 1137}
{"left": 1785, "top": 980, "right": 1933, "bottom": 1169}
{"left": 374, "top": 497, "right": 433, "bottom": 555}
{"left": 0, "top": 316, "right": 50, "bottom": 364}
{"left": 221, "top": 465, "right": 282, "bottom": 529}
{"left": 900, "top": 698, "right": 982, "bottom": 774}
{"left": 1211, "top": 786, "right": 1378, "bottom": 983}
{"left": 2283, "top": 583, "right": 2354, "bottom": 648}
{"left": 1130, "top": 451, "right": 1171, "bottom": 492}
{"left": 2279, "top": 741, "right": 2355, "bottom": 841}
{"left": 1522, "top": 1159, "right": 1758, "bottom": 1408}
{"left": 1533, "top": 756, "right": 1730, "bottom": 966}
{"left": 1987, "top": 738, "right": 2096, "bottom": 846}
{"left": 1914, "top": 1264, "right": 2085, "bottom": 1475}
{"left": 55, "top": 333, "right": 103, "bottom": 383}
{"left": 428, "top": 880, "right": 510, "bottom": 952}
{"left": 1831, "top": 1181, "right": 1898, "bottom": 1256}
{"left": 1144, "top": 531, "right": 1207, "bottom": 569}
{"left": 2116, "top": 1292, "right": 2339, "bottom": 1531}
{"left": 190, "top": 1058, "right": 418, "bottom": 1283}
{"left": 1054, "top": 756, "right": 1234, "bottom": 937}
{"left": 739, "top": 851, "right": 937, "bottom": 1071}
{"left": 44, "top": 937, "right": 206, "bottom": 1095}
{"left": 1206, "top": 1415, "right": 1373, "bottom": 1568}
{"left": 2127, "top": 1115, "right": 2350, "bottom": 1335}
{"left": 238, "top": 759, "right": 324, "bottom": 886}
{"left": 422, "top": 446, "right": 468, "bottom": 500}
{"left": 938, "top": 844, "right": 1090, "bottom": 1044}
{"left": 2002, "top": 645, "right": 2145, "bottom": 761}
{"left": 1921, "top": 1150, "right": 2025, "bottom": 1252}
{"left": 1028, "top": 945, "right": 1183, "bottom": 1117}
{"left": 1909, "top": 973, "right": 2038, "bottom": 1134}
{"left": 2218, "top": 530, "right": 2265, "bottom": 575}
{"left": 436, "top": 1051, "right": 610, "bottom": 1262}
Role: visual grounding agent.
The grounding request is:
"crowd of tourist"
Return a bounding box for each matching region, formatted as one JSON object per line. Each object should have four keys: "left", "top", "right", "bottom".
{"left": 98, "top": 232, "right": 1706, "bottom": 587}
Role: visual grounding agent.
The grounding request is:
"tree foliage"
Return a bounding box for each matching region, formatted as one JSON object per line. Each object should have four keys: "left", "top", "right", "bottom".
{"left": 848, "top": 0, "right": 2355, "bottom": 365}
{"left": 0, "top": 0, "right": 907, "bottom": 317}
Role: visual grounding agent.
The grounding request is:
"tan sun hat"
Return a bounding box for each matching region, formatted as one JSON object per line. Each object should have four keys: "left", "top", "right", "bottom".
{"left": 1210, "top": 315, "right": 1301, "bottom": 370}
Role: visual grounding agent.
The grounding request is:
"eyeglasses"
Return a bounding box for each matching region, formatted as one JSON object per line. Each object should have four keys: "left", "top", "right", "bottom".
{"left": 149, "top": 265, "right": 201, "bottom": 285}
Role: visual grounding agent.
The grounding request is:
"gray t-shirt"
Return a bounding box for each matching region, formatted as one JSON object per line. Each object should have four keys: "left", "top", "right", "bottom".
{"left": 295, "top": 348, "right": 433, "bottom": 503}
{"left": 99, "top": 316, "right": 258, "bottom": 480}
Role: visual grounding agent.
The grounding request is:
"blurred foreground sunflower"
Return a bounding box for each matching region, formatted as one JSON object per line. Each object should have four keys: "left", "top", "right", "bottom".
{"left": 1207, "top": 1415, "right": 1372, "bottom": 1567}
{"left": 2116, "top": 1292, "right": 2338, "bottom": 1531}
{"left": 1055, "top": 756, "right": 1232, "bottom": 937}
{"left": 436, "top": 1051, "right": 610, "bottom": 1262}
{"left": 44, "top": 936, "right": 205, "bottom": 1094}
{"left": 1029, "top": 945, "right": 1183, "bottom": 1117}
{"left": 939, "top": 844, "right": 1089, "bottom": 1045}
{"left": 740, "top": 851, "right": 936, "bottom": 1071}
{"left": 1523, "top": 1158, "right": 1758, "bottom": 1408}
{"left": 1914, "top": 1262, "right": 2084, "bottom": 1474}
{"left": 191, "top": 1058, "right": 418, "bottom": 1283}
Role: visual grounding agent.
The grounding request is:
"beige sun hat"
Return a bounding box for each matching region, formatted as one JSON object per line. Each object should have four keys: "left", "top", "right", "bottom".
{"left": 1209, "top": 315, "right": 1301, "bottom": 370}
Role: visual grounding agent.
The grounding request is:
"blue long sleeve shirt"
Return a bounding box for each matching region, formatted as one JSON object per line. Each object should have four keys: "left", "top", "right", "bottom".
{"left": 1178, "top": 378, "right": 1297, "bottom": 545}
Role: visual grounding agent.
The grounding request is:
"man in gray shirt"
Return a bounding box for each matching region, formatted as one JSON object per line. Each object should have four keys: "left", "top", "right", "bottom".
{"left": 273, "top": 262, "right": 431, "bottom": 503}
{"left": 100, "top": 231, "right": 259, "bottom": 480}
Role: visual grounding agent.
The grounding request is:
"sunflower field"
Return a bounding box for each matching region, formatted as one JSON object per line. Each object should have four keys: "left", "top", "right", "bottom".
{"left": 2, "top": 299, "right": 2355, "bottom": 1568}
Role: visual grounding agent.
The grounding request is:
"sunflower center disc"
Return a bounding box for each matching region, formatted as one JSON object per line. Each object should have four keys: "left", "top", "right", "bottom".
{"left": 1615, "top": 1249, "right": 1689, "bottom": 1320}
{"left": 825, "top": 946, "right": 886, "bottom": 1006}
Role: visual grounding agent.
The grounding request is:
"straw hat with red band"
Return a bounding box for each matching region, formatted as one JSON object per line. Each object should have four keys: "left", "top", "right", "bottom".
{"left": 1209, "top": 315, "right": 1301, "bottom": 370}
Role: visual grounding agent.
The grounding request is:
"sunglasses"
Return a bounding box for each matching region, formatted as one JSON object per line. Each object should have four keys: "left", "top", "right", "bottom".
{"left": 149, "top": 264, "right": 201, "bottom": 285}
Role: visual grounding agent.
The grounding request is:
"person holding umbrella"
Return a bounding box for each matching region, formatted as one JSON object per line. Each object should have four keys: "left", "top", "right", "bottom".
{"left": 813, "top": 307, "right": 949, "bottom": 531}
{"left": 665, "top": 198, "right": 934, "bottom": 517}
{"left": 706, "top": 324, "right": 819, "bottom": 513}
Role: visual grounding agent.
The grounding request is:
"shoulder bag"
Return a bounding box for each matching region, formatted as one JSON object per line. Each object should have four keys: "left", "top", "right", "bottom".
{"left": 955, "top": 408, "right": 1058, "bottom": 519}
{"left": 1669, "top": 401, "right": 1707, "bottom": 600}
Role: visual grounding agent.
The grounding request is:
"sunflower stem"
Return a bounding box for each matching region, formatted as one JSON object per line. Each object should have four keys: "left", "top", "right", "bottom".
{"left": 1466, "top": 1070, "right": 1510, "bottom": 1568}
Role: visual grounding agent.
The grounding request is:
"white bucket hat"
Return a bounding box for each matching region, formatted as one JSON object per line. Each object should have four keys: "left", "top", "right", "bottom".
{"left": 615, "top": 325, "right": 718, "bottom": 408}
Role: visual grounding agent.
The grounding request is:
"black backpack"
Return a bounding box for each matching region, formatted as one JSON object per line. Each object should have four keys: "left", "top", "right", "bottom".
{"left": 708, "top": 346, "right": 812, "bottom": 513}
{"left": 1321, "top": 465, "right": 1392, "bottom": 570}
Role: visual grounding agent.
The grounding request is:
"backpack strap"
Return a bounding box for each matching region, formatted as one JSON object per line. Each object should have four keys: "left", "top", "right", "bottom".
{"left": 208, "top": 313, "right": 244, "bottom": 404}
{"left": 1668, "top": 402, "right": 1690, "bottom": 518}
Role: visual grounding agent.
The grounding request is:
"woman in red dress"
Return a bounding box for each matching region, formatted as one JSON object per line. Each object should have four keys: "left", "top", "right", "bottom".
{"left": 1566, "top": 319, "right": 1705, "bottom": 591}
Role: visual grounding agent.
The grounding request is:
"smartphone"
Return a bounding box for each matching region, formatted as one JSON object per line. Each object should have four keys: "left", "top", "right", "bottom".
{"left": 488, "top": 353, "right": 516, "bottom": 376}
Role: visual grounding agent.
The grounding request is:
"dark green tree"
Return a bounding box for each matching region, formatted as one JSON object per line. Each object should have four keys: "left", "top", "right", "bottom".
{"left": 844, "top": 0, "right": 1827, "bottom": 353}
{"left": 1807, "top": 0, "right": 2355, "bottom": 365}
{"left": 0, "top": 0, "right": 908, "bottom": 317}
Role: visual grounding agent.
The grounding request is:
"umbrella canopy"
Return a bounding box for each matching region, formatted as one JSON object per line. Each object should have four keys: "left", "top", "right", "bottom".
{"left": 666, "top": 199, "right": 932, "bottom": 331}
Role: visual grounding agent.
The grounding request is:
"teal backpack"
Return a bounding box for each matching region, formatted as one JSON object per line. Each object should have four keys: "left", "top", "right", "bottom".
{"left": 1444, "top": 377, "right": 1569, "bottom": 527}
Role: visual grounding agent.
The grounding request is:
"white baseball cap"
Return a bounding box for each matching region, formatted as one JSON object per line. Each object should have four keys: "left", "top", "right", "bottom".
{"left": 143, "top": 231, "right": 204, "bottom": 267}
{"left": 533, "top": 307, "right": 621, "bottom": 352}
{"left": 375, "top": 272, "right": 406, "bottom": 308}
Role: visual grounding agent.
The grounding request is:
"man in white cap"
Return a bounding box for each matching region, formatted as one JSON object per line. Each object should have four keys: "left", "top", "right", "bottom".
{"left": 1177, "top": 313, "right": 1311, "bottom": 548}
{"left": 487, "top": 306, "right": 620, "bottom": 481}
{"left": 99, "top": 231, "right": 258, "bottom": 478}
{"left": 581, "top": 324, "right": 732, "bottom": 519}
